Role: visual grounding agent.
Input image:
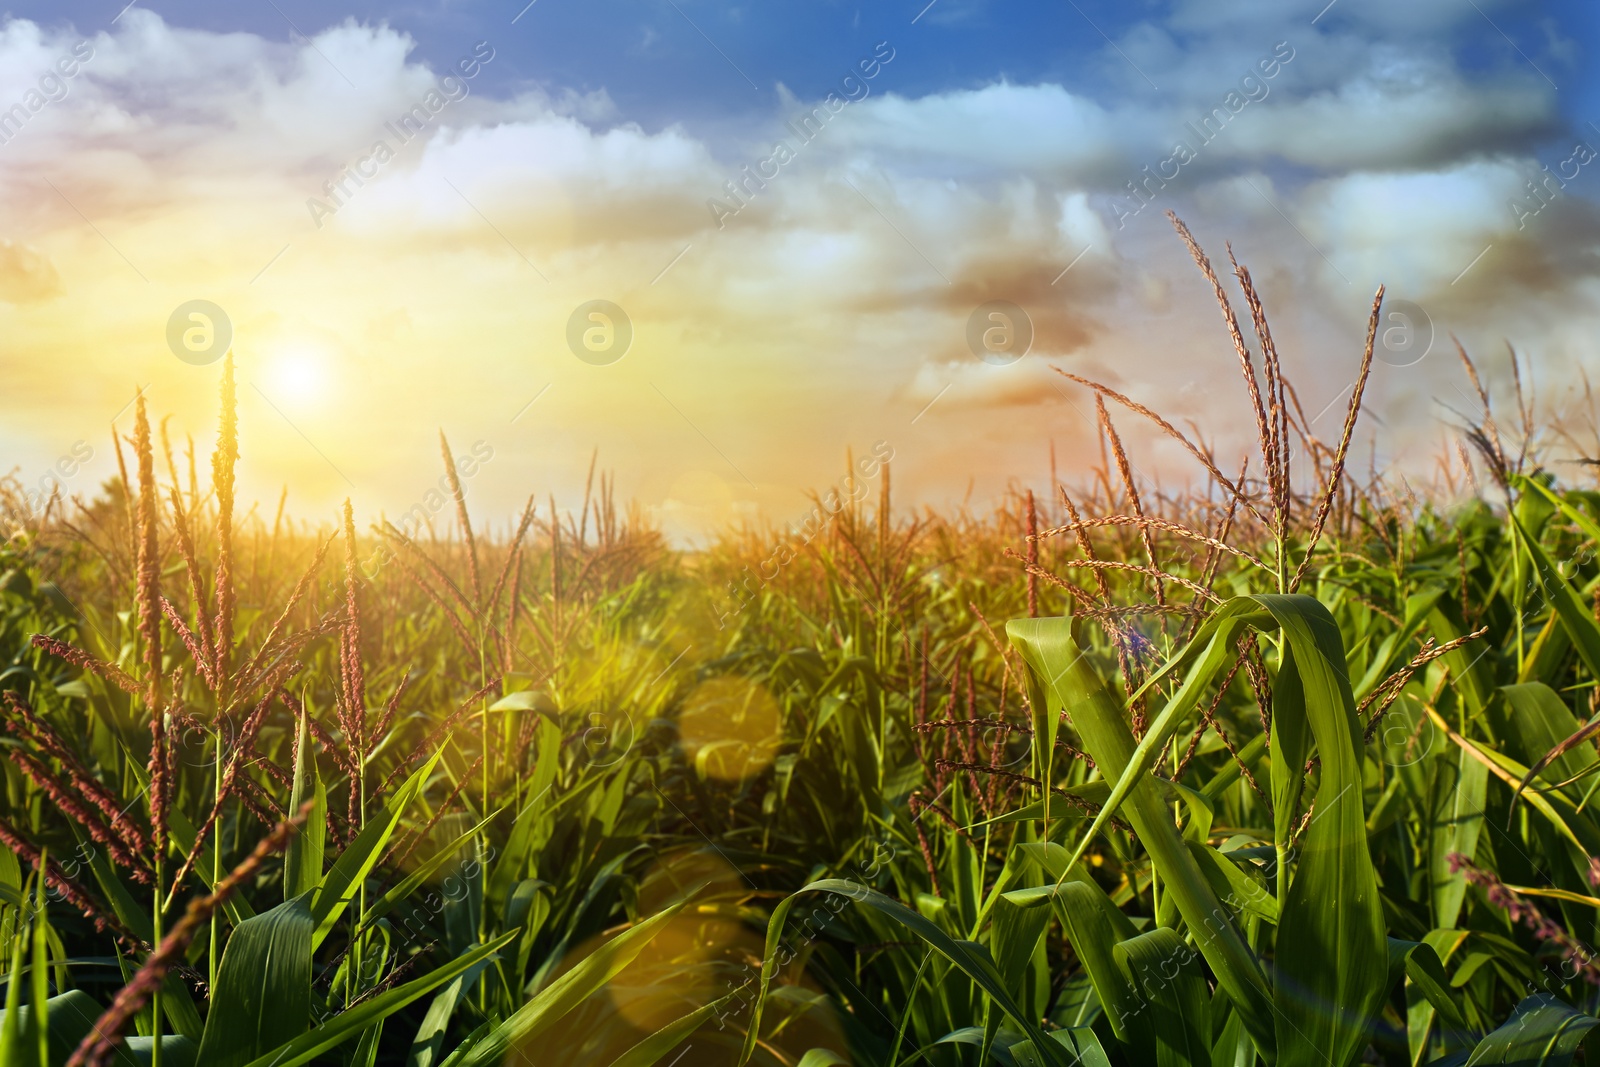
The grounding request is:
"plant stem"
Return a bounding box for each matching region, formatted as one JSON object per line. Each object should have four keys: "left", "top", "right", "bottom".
{"left": 151, "top": 852, "right": 162, "bottom": 1067}
{"left": 210, "top": 738, "right": 220, "bottom": 993}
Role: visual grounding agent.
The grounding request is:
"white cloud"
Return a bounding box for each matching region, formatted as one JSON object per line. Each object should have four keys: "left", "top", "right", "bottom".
{"left": 1300, "top": 162, "right": 1528, "bottom": 295}
{"left": 820, "top": 82, "right": 1126, "bottom": 178}
{"left": 1235, "top": 66, "right": 1555, "bottom": 171}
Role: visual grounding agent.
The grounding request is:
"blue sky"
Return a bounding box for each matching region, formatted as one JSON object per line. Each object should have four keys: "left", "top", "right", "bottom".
{"left": 9, "top": 0, "right": 1087, "bottom": 133}
{"left": 21, "top": 1, "right": 1064, "bottom": 93}
{"left": 10, "top": 0, "right": 1590, "bottom": 142}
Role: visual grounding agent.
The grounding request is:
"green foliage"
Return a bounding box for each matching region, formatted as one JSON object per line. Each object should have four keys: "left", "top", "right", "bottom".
{"left": 9, "top": 379, "right": 1600, "bottom": 1067}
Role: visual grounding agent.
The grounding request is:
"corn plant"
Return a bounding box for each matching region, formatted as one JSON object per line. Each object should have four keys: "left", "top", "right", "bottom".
{"left": 730, "top": 217, "right": 1600, "bottom": 1067}
{"left": 6, "top": 217, "right": 1600, "bottom": 1066}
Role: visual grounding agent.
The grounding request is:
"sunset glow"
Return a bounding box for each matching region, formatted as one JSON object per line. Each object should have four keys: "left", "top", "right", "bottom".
{"left": 0, "top": 2, "right": 1589, "bottom": 539}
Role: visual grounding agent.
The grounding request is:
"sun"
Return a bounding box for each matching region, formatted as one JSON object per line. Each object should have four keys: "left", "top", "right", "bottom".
{"left": 263, "top": 345, "right": 333, "bottom": 409}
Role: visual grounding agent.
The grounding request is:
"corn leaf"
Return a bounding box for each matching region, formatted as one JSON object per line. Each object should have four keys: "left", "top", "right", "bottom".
{"left": 238, "top": 932, "right": 516, "bottom": 1067}
{"left": 311, "top": 749, "right": 441, "bottom": 947}
{"left": 1251, "top": 595, "right": 1387, "bottom": 1067}
{"left": 284, "top": 711, "right": 326, "bottom": 902}
{"left": 195, "top": 895, "right": 314, "bottom": 1067}
{"left": 448, "top": 903, "right": 686, "bottom": 1067}
{"left": 1113, "top": 928, "right": 1210, "bottom": 1067}
{"left": 1462, "top": 994, "right": 1599, "bottom": 1065}
{"left": 736, "top": 879, "right": 1072, "bottom": 1067}
{"left": 1008, "top": 615, "right": 1277, "bottom": 1062}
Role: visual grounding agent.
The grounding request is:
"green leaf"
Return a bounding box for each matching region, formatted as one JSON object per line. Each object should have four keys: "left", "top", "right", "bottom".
{"left": 195, "top": 896, "right": 314, "bottom": 1067}
{"left": 1388, "top": 937, "right": 1475, "bottom": 1063}
{"left": 404, "top": 969, "right": 476, "bottom": 1067}
{"left": 1186, "top": 841, "right": 1278, "bottom": 925}
{"left": 1063, "top": 600, "right": 1270, "bottom": 858}
{"left": 349, "top": 1020, "right": 384, "bottom": 1067}
{"left": 605, "top": 991, "right": 741, "bottom": 1067}
{"left": 1429, "top": 726, "right": 1487, "bottom": 930}
{"left": 1425, "top": 709, "right": 1600, "bottom": 857}
{"left": 74, "top": 825, "right": 150, "bottom": 944}
{"left": 1055, "top": 1029, "right": 1114, "bottom": 1067}
{"left": 1250, "top": 595, "right": 1387, "bottom": 1067}
{"left": 284, "top": 712, "right": 326, "bottom": 902}
{"left": 239, "top": 932, "right": 516, "bottom": 1067}
{"left": 1200, "top": 732, "right": 1267, "bottom": 803}
{"left": 736, "top": 879, "right": 1071, "bottom": 1067}
{"left": 989, "top": 890, "right": 1050, "bottom": 1004}
{"left": 311, "top": 749, "right": 441, "bottom": 947}
{"left": 119, "top": 1035, "right": 198, "bottom": 1066}
{"left": 448, "top": 903, "right": 686, "bottom": 1067}
{"left": 1114, "top": 928, "right": 1210, "bottom": 1067}
{"left": 790, "top": 1052, "right": 851, "bottom": 1067}
{"left": 485, "top": 725, "right": 561, "bottom": 908}
{"left": 0, "top": 846, "right": 18, "bottom": 902}
{"left": 1507, "top": 507, "right": 1600, "bottom": 683}
{"left": 1034, "top": 878, "right": 1140, "bottom": 1047}
{"left": 1502, "top": 683, "right": 1596, "bottom": 802}
{"left": 29, "top": 872, "right": 47, "bottom": 1067}
{"left": 1426, "top": 606, "right": 1497, "bottom": 720}
{"left": 359, "top": 809, "right": 500, "bottom": 937}
{"left": 1351, "top": 587, "right": 1445, "bottom": 701}
{"left": 1007, "top": 615, "right": 1276, "bottom": 1062}
{"left": 971, "top": 785, "right": 1109, "bottom": 828}
{"left": 0, "top": 990, "right": 144, "bottom": 1067}
{"left": 486, "top": 691, "right": 543, "bottom": 712}
{"left": 1463, "top": 994, "right": 1599, "bottom": 1065}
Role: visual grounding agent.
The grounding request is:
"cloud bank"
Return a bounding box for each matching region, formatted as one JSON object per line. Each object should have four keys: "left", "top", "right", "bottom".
{"left": 0, "top": 3, "right": 1591, "bottom": 538}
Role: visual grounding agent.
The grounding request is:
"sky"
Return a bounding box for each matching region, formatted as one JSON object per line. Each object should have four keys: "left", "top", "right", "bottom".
{"left": 0, "top": 0, "right": 1596, "bottom": 542}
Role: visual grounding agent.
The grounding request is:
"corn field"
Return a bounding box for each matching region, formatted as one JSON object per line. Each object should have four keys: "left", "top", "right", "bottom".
{"left": 6, "top": 219, "right": 1600, "bottom": 1066}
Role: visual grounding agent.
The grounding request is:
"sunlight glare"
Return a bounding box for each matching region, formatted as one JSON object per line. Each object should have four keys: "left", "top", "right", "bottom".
{"left": 265, "top": 345, "right": 333, "bottom": 409}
